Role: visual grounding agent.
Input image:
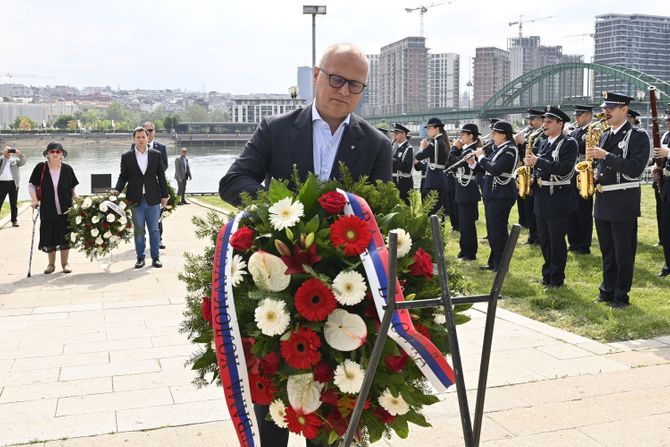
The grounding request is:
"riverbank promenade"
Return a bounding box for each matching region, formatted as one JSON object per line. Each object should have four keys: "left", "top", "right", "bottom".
{"left": 1, "top": 202, "right": 669, "bottom": 446}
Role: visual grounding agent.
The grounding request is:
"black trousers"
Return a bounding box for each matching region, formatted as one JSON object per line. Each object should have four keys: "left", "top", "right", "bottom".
{"left": 655, "top": 185, "right": 664, "bottom": 245}
{"left": 177, "top": 179, "right": 188, "bottom": 202}
{"left": 536, "top": 214, "right": 569, "bottom": 285}
{"left": 595, "top": 218, "right": 638, "bottom": 303}
{"left": 0, "top": 181, "right": 18, "bottom": 223}
{"left": 517, "top": 196, "right": 528, "bottom": 227}
{"left": 395, "top": 177, "right": 413, "bottom": 204}
{"left": 524, "top": 194, "right": 538, "bottom": 242}
{"left": 254, "top": 405, "right": 324, "bottom": 447}
{"left": 445, "top": 188, "right": 459, "bottom": 230}
{"left": 567, "top": 190, "right": 593, "bottom": 251}
{"left": 660, "top": 197, "right": 670, "bottom": 269}
{"left": 457, "top": 202, "right": 478, "bottom": 259}
{"left": 485, "top": 198, "right": 515, "bottom": 270}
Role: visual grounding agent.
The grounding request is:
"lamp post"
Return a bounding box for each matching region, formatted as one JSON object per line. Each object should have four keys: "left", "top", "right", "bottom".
{"left": 303, "top": 5, "right": 327, "bottom": 69}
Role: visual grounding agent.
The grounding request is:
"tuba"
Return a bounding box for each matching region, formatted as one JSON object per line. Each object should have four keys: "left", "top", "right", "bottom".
{"left": 575, "top": 113, "right": 608, "bottom": 199}
{"left": 515, "top": 128, "right": 542, "bottom": 199}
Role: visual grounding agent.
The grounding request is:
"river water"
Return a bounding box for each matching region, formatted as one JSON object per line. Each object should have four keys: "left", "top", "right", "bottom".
{"left": 13, "top": 143, "right": 243, "bottom": 201}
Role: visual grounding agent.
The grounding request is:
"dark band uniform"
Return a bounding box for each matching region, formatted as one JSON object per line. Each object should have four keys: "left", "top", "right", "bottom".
{"left": 567, "top": 105, "right": 595, "bottom": 254}
{"left": 391, "top": 123, "right": 414, "bottom": 204}
{"left": 476, "top": 120, "right": 518, "bottom": 271}
{"left": 658, "top": 119, "right": 670, "bottom": 276}
{"left": 594, "top": 92, "right": 651, "bottom": 307}
{"left": 415, "top": 118, "right": 448, "bottom": 217}
{"left": 531, "top": 106, "right": 578, "bottom": 287}
{"left": 517, "top": 109, "right": 545, "bottom": 242}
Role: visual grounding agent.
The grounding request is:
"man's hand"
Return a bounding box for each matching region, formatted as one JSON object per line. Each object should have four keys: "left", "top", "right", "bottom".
{"left": 653, "top": 146, "right": 670, "bottom": 159}
{"left": 513, "top": 132, "right": 525, "bottom": 145}
{"left": 586, "top": 145, "right": 607, "bottom": 160}
{"left": 524, "top": 153, "right": 538, "bottom": 167}
{"left": 419, "top": 138, "right": 428, "bottom": 149}
{"left": 452, "top": 138, "right": 463, "bottom": 149}
{"left": 160, "top": 197, "right": 168, "bottom": 208}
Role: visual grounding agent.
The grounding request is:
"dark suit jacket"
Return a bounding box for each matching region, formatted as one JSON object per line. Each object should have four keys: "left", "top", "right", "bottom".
{"left": 150, "top": 141, "right": 168, "bottom": 171}
{"left": 414, "top": 135, "right": 448, "bottom": 191}
{"left": 479, "top": 141, "right": 518, "bottom": 201}
{"left": 531, "top": 134, "right": 579, "bottom": 218}
{"left": 219, "top": 107, "right": 392, "bottom": 206}
{"left": 114, "top": 149, "right": 169, "bottom": 206}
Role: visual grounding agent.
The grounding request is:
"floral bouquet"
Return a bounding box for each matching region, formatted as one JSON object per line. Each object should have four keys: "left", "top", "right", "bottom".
{"left": 180, "top": 168, "right": 470, "bottom": 446}
{"left": 160, "top": 181, "right": 179, "bottom": 218}
{"left": 66, "top": 192, "right": 133, "bottom": 261}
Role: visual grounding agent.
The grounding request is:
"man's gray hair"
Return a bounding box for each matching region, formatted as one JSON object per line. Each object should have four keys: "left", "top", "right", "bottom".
{"left": 318, "top": 43, "right": 369, "bottom": 77}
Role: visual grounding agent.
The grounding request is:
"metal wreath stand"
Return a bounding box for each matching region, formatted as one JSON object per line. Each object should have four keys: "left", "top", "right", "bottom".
{"left": 341, "top": 216, "right": 521, "bottom": 447}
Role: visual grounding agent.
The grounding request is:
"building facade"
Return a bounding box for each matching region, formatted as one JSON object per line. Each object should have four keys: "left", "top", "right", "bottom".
{"left": 230, "top": 96, "right": 307, "bottom": 123}
{"left": 473, "top": 47, "right": 510, "bottom": 109}
{"left": 378, "top": 37, "right": 428, "bottom": 115}
{"left": 428, "top": 53, "right": 460, "bottom": 110}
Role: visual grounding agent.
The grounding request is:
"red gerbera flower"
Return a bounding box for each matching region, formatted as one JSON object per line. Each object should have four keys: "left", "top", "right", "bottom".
{"left": 294, "top": 278, "right": 337, "bottom": 321}
{"left": 280, "top": 326, "right": 321, "bottom": 369}
{"left": 281, "top": 243, "right": 322, "bottom": 274}
{"left": 330, "top": 215, "right": 371, "bottom": 256}
{"left": 249, "top": 373, "right": 275, "bottom": 405}
{"left": 285, "top": 407, "right": 323, "bottom": 439}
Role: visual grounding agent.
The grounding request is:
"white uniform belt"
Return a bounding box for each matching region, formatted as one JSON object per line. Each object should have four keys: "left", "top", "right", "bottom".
{"left": 458, "top": 174, "right": 477, "bottom": 180}
{"left": 428, "top": 163, "right": 446, "bottom": 169}
{"left": 393, "top": 173, "right": 413, "bottom": 178}
{"left": 485, "top": 172, "right": 513, "bottom": 178}
{"left": 596, "top": 182, "right": 641, "bottom": 193}
{"left": 536, "top": 178, "right": 571, "bottom": 187}
{"left": 664, "top": 169, "right": 670, "bottom": 177}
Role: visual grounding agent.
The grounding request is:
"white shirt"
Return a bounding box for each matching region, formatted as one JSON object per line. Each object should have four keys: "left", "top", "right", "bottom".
{"left": 609, "top": 121, "right": 626, "bottom": 136}
{"left": 135, "top": 148, "right": 149, "bottom": 174}
{"left": 312, "top": 101, "right": 351, "bottom": 181}
{"left": 0, "top": 157, "right": 12, "bottom": 181}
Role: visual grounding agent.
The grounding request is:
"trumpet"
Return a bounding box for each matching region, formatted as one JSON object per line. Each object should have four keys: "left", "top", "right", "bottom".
{"left": 515, "top": 128, "right": 542, "bottom": 199}
{"left": 575, "top": 113, "right": 608, "bottom": 199}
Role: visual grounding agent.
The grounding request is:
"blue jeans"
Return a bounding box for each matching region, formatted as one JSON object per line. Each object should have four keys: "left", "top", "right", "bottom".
{"left": 131, "top": 198, "right": 161, "bottom": 260}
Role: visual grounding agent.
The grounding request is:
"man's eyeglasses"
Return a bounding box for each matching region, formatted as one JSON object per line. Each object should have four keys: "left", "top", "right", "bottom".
{"left": 48, "top": 150, "right": 62, "bottom": 154}
{"left": 318, "top": 68, "right": 366, "bottom": 94}
{"left": 145, "top": 129, "right": 155, "bottom": 133}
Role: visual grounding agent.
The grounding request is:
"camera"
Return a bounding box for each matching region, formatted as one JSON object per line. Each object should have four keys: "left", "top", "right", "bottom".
{"left": 8, "top": 148, "right": 16, "bottom": 153}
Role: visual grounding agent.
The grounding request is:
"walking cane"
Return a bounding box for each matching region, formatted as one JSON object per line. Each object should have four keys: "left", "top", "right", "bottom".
{"left": 27, "top": 206, "right": 39, "bottom": 278}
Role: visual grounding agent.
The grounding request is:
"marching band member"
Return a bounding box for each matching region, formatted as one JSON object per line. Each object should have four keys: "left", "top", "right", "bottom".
{"left": 653, "top": 109, "right": 670, "bottom": 277}
{"left": 416, "top": 117, "right": 449, "bottom": 218}
{"left": 524, "top": 106, "right": 579, "bottom": 289}
{"left": 587, "top": 92, "right": 650, "bottom": 309}
{"left": 391, "top": 123, "right": 414, "bottom": 204}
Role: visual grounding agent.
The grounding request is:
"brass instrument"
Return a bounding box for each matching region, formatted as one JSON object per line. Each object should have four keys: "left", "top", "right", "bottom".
{"left": 575, "top": 113, "right": 608, "bottom": 199}
{"left": 515, "top": 128, "right": 541, "bottom": 199}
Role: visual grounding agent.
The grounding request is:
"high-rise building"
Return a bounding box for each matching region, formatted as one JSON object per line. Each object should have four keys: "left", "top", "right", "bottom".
{"left": 473, "top": 47, "right": 510, "bottom": 109}
{"left": 508, "top": 36, "right": 567, "bottom": 105}
{"left": 594, "top": 13, "right": 670, "bottom": 96}
{"left": 356, "top": 54, "right": 380, "bottom": 116}
{"left": 428, "top": 53, "right": 459, "bottom": 110}
{"left": 378, "top": 37, "right": 428, "bottom": 115}
{"left": 297, "top": 66, "right": 313, "bottom": 102}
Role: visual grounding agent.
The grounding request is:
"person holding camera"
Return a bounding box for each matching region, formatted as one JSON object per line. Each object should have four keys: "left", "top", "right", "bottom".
{"left": 0, "top": 145, "right": 27, "bottom": 227}
{"left": 28, "top": 142, "right": 79, "bottom": 274}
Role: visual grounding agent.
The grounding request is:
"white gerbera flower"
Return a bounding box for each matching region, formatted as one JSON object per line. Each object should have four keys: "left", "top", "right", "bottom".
{"left": 386, "top": 228, "right": 412, "bottom": 258}
{"left": 106, "top": 213, "right": 115, "bottom": 223}
{"left": 82, "top": 197, "right": 93, "bottom": 209}
{"left": 378, "top": 388, "right": 410, "bottom": 416}
{"left": 109, "top": 195, "right": 117, "bottom": 202}
{"left": 333, "top": 359, "right": 365, "bottom": 394}
{"left": 70, "top": 233, "right": 77, "bottom": 242}
{"left": 332, "top": 271, "right": 367, "bottom": 306}
{"left": 90, "top": 228, "right": 100, "bottom": 237}
{"left": 119, "top": 216, "right": 127, "bottom": 225}
{"left": 269, "top": 399, "right": 288, "bottom": 428}
{"left": 99, "top": 202, "right": 109, "bottom": 212}
{"left": 230, "top": 254, "right": 248, "bottom": 287}
{"left": 248, "top": 251, "right": 290, "bottom": 292}
{"left": 91, "top": 216, "right": 100, "bottom": 224}
{"left": 268, "top": 197, "right": 304, "bottom": 231}
{"left": 103, "top": 231, "right": 112, "bottom": 239}
{"left": 254, "top": 298, "right": 290, "bottom": 336}
{"left": 433, "top": 313, "right": 446, "bottom": 325}
{"left": 95, "top": 236, "right": 104, "bottom": 245}
{"left": 75, "top": 216, "right": 82, "bottom": 225}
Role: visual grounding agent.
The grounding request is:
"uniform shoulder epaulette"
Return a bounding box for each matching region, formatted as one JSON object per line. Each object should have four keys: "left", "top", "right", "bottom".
{"left": 633, "top": 127, "right": 647, "bottom": 134}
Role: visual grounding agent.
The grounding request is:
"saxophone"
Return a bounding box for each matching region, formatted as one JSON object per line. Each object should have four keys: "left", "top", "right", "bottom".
{"left": 575, "top": 113, "right": 608, "bottom": 199}
{"left": 515, "top": 128, "right": 541, "bottom": 199}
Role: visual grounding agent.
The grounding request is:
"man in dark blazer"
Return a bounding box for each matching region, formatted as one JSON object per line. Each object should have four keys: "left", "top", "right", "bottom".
{"left": 587, "top": 92, "right": 651, "bottom": 308}
{"left": 219, "top": 43, "right": 391, "bottom": 207}
{"left": 114, "top": 127, "right": 169, "bottom": 269}
{"left": 144, "top": 121, "right": 168, "bottom": 249}
{"left": 219, "top": 43, "right": 391, "bottom": 447}
{"left": 525, "top": 106, "right": 579, "bottom": 288}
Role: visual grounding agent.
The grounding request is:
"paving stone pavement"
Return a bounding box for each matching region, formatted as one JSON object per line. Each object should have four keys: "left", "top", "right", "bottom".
{"left": 1, "top": 201, "right": 669, "bottom": 446}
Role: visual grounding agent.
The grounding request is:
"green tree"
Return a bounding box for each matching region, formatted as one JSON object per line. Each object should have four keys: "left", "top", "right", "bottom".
{"left": 181, "top": 104, "right": 208, "bottom": 122}
{"left": 163, "top": 115, "right": 179, "bottom": 131}
{"left": 13, "top": 116, "right": 36, "bottom": 130}
{"left": 208, "top": 109, "right": 230, "bottom": 122}
{"left": 53, "top": 114, "right": 75, "bottom": 129}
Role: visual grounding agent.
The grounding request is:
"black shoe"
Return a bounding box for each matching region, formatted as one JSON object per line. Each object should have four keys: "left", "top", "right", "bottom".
{"left": 152, "top": 258, "right": 163, "bottom": 268}
{"left": 135, "top": 258, "right": 145, "bottom": 269}
{"left": 526, "top": 239, "right": 537, "bottom": 245}
{"left": 609, "top": 300, "right": 630, "bottom": 309}
{"left": 542, "top": 278, "right": 550, "bottom": 286}
{"left": 657, "top": 268, "right": 670, "bottom": 277}
{"left": 11, "top": 222, "right": 19, "bottom": 227}
{"left": 459, "top": 255, "right": 476, "bottom": 261}
{"left": 160, "top": 243, "right": 166, "bottom": 249}
{"left": 593, "top": 295, "right": 612, "bottom": 304}
{"left": 479, "top": 265, "right": 495, "bottom": 271}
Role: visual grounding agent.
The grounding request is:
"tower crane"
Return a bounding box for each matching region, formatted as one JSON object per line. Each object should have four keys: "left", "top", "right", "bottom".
{"left": 508, "top": 15, "right": 557, "bottom": 38}
{"left": 1, "top": 72, "right": 54, "bottom": 80}
{"left": 405, "top": 0, "right": 459, "bottom": 37}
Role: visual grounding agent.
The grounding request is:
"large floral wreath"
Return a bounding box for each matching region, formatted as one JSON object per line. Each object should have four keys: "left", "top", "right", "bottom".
{"left": 180, "top": 168, "right": 470, "bottom": 446}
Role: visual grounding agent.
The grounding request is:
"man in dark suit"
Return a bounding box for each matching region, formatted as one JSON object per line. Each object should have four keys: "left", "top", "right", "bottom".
{"left": 587, "top": 92, "right": 651, "bottom": 308}
{"left": 144, "top": 121, "right": 168, "bottom": 249}
{"left": 524, "top": 106, "right": 579, "bottom": 288}
{"left": 219, "top": 43, "right": 391, "bottom": 206}
{"left": 219, "top": 43, "right": 391, "bottom": 447}
{"left": 114, "top": 127, "right": 169, "bottom": 269}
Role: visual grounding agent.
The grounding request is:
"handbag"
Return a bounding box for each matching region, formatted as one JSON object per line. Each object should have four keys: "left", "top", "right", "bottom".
{"left": 35, "top": 162, "right": 47, "bottom": 201}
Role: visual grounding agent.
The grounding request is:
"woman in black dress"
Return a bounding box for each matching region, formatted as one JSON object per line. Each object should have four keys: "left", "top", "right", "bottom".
{"left": 28, "top": 142, "right": 79, "bottom": 274}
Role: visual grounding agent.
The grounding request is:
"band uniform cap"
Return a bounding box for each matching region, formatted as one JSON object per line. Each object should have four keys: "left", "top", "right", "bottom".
{"left": 627, "top": 109, "right": 640, "bottom": 118}
{"left": 574, "top": 105, "right": 593, "bottom": 114}
{"left": 459, "top": 123, "right": 480, "bottom": 136}
{"left": 425, "top": 117, "right": 444, "bottom": 128}
{"left": 376, "top": 127, "right": 390, "bottom": 135}
{"left": 43, "top": 142, "right": 68, "bottom": 157}
{"left": 600, "top": 91, "right": 634, "bottom": 108}
{"left": 543, "top": 105, "right": 571, "bottom": 123}
{"left": 526, "top": 109, "right": 544, "bottom": 119}
{"left": 491, "top": 120, "right": 513, "bottom": 135}
{"left": 488, "top": 118, "right": 501, "bottom": 128}
{"left": 392, "top": 122, "right": 410, "bottom": 134}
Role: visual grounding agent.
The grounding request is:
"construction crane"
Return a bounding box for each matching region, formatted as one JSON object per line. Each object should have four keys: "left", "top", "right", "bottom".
{"left": 564, "top": 32, "right": 594, "bottom": 40}
{"left": 405, "top": 0, "right": 459, "bottom": 37}
{"left": 508, "top": 15, "right": 557, "bottom": 39}
{"left": 1, "top": 72, "right": 54, "bottom": 80}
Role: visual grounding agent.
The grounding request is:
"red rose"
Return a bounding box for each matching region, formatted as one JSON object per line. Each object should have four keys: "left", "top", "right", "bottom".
{"left": 230, "top": 227, "right": 254, "bottom": 251}
{"left": 200, "top": 297, "right": 212, "bottom": 324}
{"left": 384, "top": 351, "right": 409, "bottom": 372}
{"left": 259, "top": 351, "right": 280, "bottom": 376}
{"left": 409, "top": 248, "right": 433, "bottom": 278}
{"left": 313, "top": 360, "right": 334, "bottom": 383}
{"left": 321, "top": 388, "right": 340, "bottom": 406}
{"left": 319, "top": 191, "right": 346, "bottom": 214}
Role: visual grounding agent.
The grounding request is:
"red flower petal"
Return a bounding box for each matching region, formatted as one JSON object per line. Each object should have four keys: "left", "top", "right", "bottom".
{"left": 294, "top": 278, "right": 337, "bottom": 321}
{"left": 409, "top": 248, "right": 433, "bottom": 278}
{"left": 285, "top": 407, "right": 323, "bottom": 439}
{"left": 249, "top": 373, "right": 276, "bottom": 405}
{"left": 330, "top": 215, "right": 371, "bottom": 256}
{"left": 280, "top": 327, "right": 322, "bottom": 369}
{"left": 230, "top": 227, "right": 254, "bottom": 251}
{"left": 318, "top": 191, "right": 346, "bottom": 214}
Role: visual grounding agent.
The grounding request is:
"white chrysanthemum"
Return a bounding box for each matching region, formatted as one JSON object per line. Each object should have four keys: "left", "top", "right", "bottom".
{"left": 75, "top": 216, "right": 82, "bottom": 225}
{"left": 268, "top": 197, "right": 304, "bottom": 231}
{"left": 109, "top": 195, "right": 117, "bottom": 202}
{"left": 103, "top": 231, "right": 112, "bottom": 239}
{"left": 386, "top": 228, "right": 413, "bottom": 258}
{"left": 332, "top": 271, "right": 367, "bottom": 306}
{"left": 230, "top": 254, "right": 248, "bottom": 287}
{"left": 378, "top": 388, "right": 410, "bottom": 416}
{"left": 433, "top": 313, "right": 446, "bottom": 325}
{"left": 91, "top": 216, "right": 100, "bottom": 224}
{"left": 90, "top": 228, "right": 100, "bottom": 237}
{"left": 82, "top": 197, "right": 93, "bottom": 209}
{"left": 333, "top": 359, "right": 365, "bottom": 394}
{"left": 99, "top": 202, "right": 109, "bottom": 212}
{"left": 106, "top": 213, "right": 115, "bottom": 223}
{"left": 248, "top": 251, "right": 290, "bottom": 292}
{"left": 269, "top": 399, "right": 288, "bottom": 428}
{"left": 70, "top": 233, "right": 77, "bottom": 242}
{"left": 254, "top": 298, "right": 290, "bottom": 336}
{"left": 95, "top": 236, "right": 104, "bottom": 245}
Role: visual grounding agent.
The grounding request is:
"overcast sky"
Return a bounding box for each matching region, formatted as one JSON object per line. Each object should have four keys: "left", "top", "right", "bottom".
{"left": 2, "top": 0, "right": 667, "bottom": 94}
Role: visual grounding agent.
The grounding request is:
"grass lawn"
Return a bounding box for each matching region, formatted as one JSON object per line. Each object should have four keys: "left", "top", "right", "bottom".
{"left": 0, "top": 201, "right": 28, "bottom": 221}
{"left": 188, "top": 195, "right": 237, "bottom": 213}
{"left": 445, "top": 185, "right": 669, "bottom": 342}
